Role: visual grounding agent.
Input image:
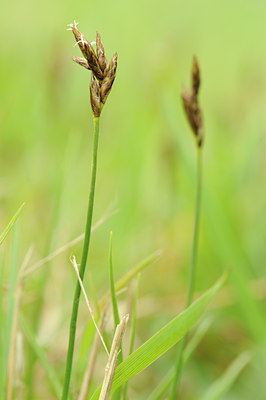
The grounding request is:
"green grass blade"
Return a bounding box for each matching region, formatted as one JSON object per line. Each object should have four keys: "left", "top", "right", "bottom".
{"left": 20, "top": 314, "right": 63, "bottom": 399}
{"left": 100, "top": 250, "right": 161, "bottom": 309}
{"left": 0, "top": 203, "right": 25, "bottom": 247}
{"left": 123, "top": 273, "right": 141, "bottom": 399}
{"left": 115, "top": 251, "right": 161, "bottom": 292}
{"left": 0, "top": 251, "right": 5, "bottom": 400}
{"left": 128, "top": 273, "right": 141, "bottom": 356}
{"left": 147, "top": 317, "right": 213, "bottom": 400}
{"left": 109, "top": 232, "right": 120, "bottom": 330}
{"left": 80, "top": 251, "right": 160, "bottom": 367}
{"left": 201, "top": 351, "right": 252, "bottom": 400}
{"left": 109, "top": 232, "right": 122, "bottom": 400}
{"left": 147, "top": 369, "right": 173, "bottom": 400}
{"left": 183, "top": 316, "right": 213, "bottom": 361}
{"left": 4, "top": 227, "right": 19, "bottom": 393}
{"left": 90, "top": 271, "right": 228, "bottom": 399}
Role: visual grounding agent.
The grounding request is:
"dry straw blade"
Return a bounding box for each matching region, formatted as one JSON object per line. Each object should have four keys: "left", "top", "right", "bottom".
{"left": 90, "top": 271, "right": 228, "bottom": 399}
{"left": 99, "top": 315, "right": 129, "bottom": 400}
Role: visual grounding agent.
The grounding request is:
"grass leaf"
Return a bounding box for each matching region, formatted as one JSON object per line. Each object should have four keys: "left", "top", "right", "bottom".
{"left": 90, "top": 271, "right": 228, "bottom": 399}
{"left": 20, "top": 314, "right": 63, "bottom": 399}
{"left": 123, "top": 273, "right": 141, "bottom": 399}
{"left": 99, "top": 250, "right": 161, "bottom": 310}
{"left": 109, "top": 232, "right": 122, "bottom": 399}
{"left": 201, "top": 351, "right": 252, "bottom": 400}
{"left": 147, "top": 316, "right": 213, "bottom": 400}
{"left": 0, "top": 251, "right": 5, "bottom": 400}
{"left": 4, "top": 227, "right": 19, "bottom": 393}
{"left": 109, "top": 232, "right": 120, "bottom": 330}
{"left": 0, "top": 203, "right": 25, "bottom": 247}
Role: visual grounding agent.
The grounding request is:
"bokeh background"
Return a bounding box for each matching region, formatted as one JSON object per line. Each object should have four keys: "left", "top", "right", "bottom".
{"left": 1, "top": 0, "right": 266, "bottom": 398}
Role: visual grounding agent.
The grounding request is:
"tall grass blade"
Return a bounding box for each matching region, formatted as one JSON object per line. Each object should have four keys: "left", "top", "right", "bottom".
{"left": 90, "top": 271, "right": 228, "bottom": 399}
{"left": 4, "top": 227, "right": 19, "bottom": 396}
{"left": 0, "top": 203, "right": 25, "bottom": 247}
{"left": 201, "top": 351, "right": 252, "bottom": 400}
{"left": 100, "top": 250, "right": 161, "bottom": 309}
{"left": 123, "top": 273, "right": 141, "bottom": 399}
{"left": 80, "top": 251, "right": 160, "bottom": 363}
{"left": 109, "top": 232, "right": 122, "bottom": 399}
{"left": 147, "top": 317, "right": 213, "bottom": 400}
{"left": 0, "top": 251, "right": 5, "bottom": 400}
{"left": 20, "top": 314, "right": 63, "bottom": 399}
{"left": 109, "top": 232, "right": 120, "bottom": 331}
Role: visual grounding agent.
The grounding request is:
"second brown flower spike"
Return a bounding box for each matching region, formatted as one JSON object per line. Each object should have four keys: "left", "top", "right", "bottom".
{"left": 182, "top": 56, "right": 204, "bottom": 148}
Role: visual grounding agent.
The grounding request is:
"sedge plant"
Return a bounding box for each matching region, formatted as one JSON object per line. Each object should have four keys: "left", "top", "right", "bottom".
{"left": 170, "top": 56, "right": 204, "bottom": 399}
{"left": 62, "top": 21, "right": 118, "bottom": 400}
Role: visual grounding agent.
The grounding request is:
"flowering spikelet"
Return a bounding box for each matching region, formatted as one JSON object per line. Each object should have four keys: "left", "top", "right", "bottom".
{"left": 96, "top": 31, "right": 107, "bottom": 73}
{"left": 182, "top": 56, "right": 203, "bottom": 147}
{"left": 68, "top": 21, "right": 118, "bottom": 117}
{"left": 90, "top": 75, "right": 101, "bottom": 118}
{"left": 100, "top": 52, "right": 118, "bottom": 104}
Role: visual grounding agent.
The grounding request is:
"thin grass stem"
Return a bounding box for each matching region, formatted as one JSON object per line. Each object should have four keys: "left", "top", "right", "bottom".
{"left": 109, "top": 232, "right": 123, "bottom": 400}
{"left": 61, "top": 117, "right": 100, "bottom": 400}
{"left": 123, "top": 273, "right": 141, "bottom": 399}
{"left": 170, "top": 147, "right": 202, "bottom": 399}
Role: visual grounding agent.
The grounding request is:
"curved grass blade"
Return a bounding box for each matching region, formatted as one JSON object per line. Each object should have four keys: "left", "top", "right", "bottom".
{"left": 123, "top": 273, "right": 141, "bottom": 399}
{"left": 90, "top": 271, "right": 228, "bottom": 399}
{"left": 0, "top": 203, "right": 25, "bottom": 247}
{"left": 201, "top": 351, "right": 252, "bottom": 400}
{"left": 100, "top": 250, "right": 161, "bottom": 309}
{"left": 147, "top": 316, "right": 213, "bottom": 400}
{"left": 4, "top": 227, "right": 19, "bottom": 398}
{"left": 109, "top": 232, "right": 122, "bottom": 399}
{"left": 0, "top": 252, "right": 5, "bottom": 400}
{"left": 20, "top": 314, "right": 63, "bottom": 399}
{"left": 109, "top": 232, "right": 120, "bottom": 331}
{"left": 80, "top": 250, "right": 161, "bottom": 358}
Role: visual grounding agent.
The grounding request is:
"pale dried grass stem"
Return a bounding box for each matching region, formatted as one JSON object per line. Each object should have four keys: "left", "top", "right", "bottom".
{"left": 70, "top": 255, "right": 109, "bottom": 356}
{"left": 99, "top": 314, "right": 129, "bottom": 400}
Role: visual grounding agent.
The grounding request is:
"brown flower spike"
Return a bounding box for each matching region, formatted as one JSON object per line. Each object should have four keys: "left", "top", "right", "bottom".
{"left": 182, "top": 56, "right": 203, "bottom": 147}
{"left": 68, "top": 21, "right": 118, "bottom": 118}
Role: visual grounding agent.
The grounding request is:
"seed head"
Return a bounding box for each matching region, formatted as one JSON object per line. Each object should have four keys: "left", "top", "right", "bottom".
{"left": 100, "top": 52, "right": 118, "bottom": 104}
{"left": 96, "top": 31, "right": 107, "bottom": 73}
{"left": 182, "top": 56, "right": 203, "bottom": 148}
{"left": 68, "top": 22, "right": 118, "bottom": 117}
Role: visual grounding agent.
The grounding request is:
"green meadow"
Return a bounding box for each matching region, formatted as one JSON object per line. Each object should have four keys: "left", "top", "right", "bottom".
{"left": 1, "top": 0, "right": 266, "bottom": 398}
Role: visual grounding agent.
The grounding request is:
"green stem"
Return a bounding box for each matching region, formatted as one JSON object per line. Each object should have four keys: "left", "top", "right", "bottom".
{"left": 170, "top": 146, "right": 202, "bottom": 400}
{"left": 61, "top": 117, "right": 100, "bottom": 400}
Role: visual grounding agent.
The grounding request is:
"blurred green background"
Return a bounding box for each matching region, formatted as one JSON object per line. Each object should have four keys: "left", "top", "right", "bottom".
{"left": 1, "top": 0, "right": 266, "bottom": 398}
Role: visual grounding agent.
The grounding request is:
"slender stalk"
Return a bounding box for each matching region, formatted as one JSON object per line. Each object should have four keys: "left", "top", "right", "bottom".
{"left": 123, "top": 273, "right": 141, "bottom": 400}
{"left": 61, "top": 117, "right": 100, "bottom": 400}
{"left": 170, "top": 147, "right": 202, "bottom": 399}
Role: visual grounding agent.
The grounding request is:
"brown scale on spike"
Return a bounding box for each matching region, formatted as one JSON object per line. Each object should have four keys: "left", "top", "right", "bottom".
{"left": 96, "top": 31, "right": 107, "bottom": 73}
